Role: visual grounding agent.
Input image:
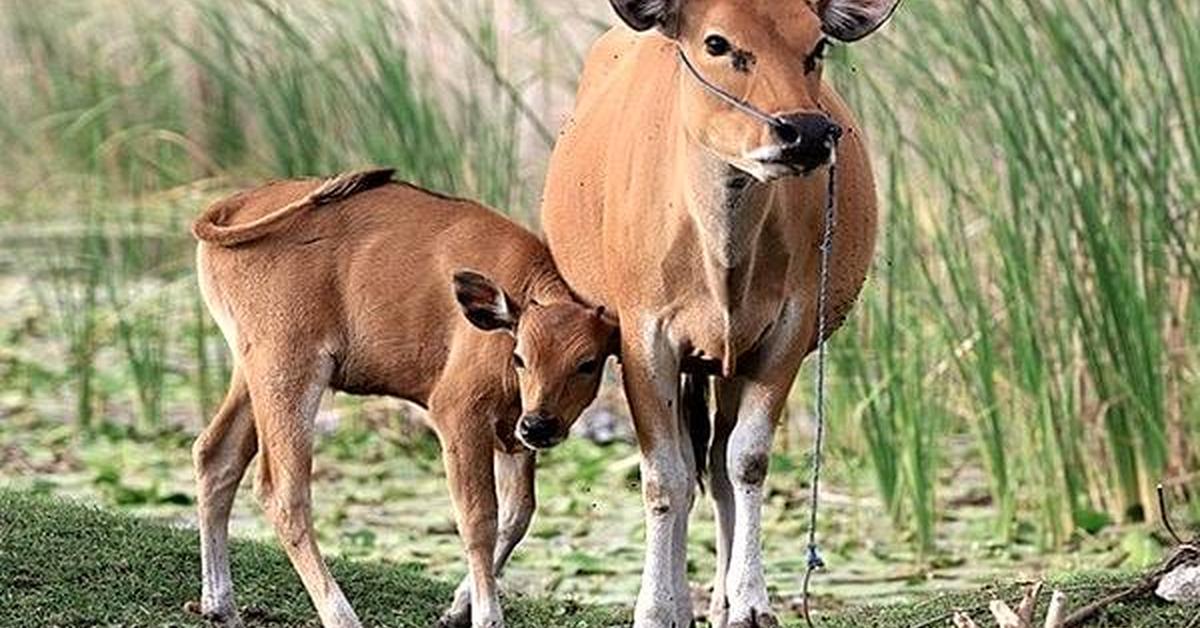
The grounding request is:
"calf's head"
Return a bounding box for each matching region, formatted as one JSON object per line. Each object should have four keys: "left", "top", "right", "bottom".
{"left": 611, "top": 0, "right": 899, "bottom": 180}
{"left": 454, "top": 271, "right": 618, "bottom": 450}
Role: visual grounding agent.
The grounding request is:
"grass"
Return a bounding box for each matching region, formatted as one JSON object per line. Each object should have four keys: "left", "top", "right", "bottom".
{"left": 0, "top": 489, "right": 624, "bottom": 627}
{"left": 1, "top": 489, "right": 1192, "bottom": 627}
{"left": 823, "top": 0, "right": 1200, "bottom": 547}
{"left": 0, "top": 0, "right": 1197, "bottom": 572}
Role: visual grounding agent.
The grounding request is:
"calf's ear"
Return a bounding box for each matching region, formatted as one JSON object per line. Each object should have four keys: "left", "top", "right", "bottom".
{"left": 818, "top": 0, "right": 901, "bottom": 43}
{"left": 610, "top": 0, "right": 680, "bottom": 36}
{"left": 453, "top": 270, "right": 519, "bottom": 333}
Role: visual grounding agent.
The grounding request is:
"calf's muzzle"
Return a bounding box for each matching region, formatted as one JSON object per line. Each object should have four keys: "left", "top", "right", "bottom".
{"left": 517, "top": 412, "right": 566, "bottom": 449}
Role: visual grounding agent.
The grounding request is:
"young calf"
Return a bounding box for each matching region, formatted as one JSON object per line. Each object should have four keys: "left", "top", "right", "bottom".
{"left": 190, "top": 169, "right": 617, "bottom": 628}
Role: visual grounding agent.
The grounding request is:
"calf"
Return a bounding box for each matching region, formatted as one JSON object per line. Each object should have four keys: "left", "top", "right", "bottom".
{"left": 190, "top": 169, "right": 617, "bottom": 628}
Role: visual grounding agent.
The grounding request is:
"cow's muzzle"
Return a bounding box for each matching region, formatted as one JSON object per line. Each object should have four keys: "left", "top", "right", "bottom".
{"left": 768, "top": 114, "right": 843, "bottom": 173}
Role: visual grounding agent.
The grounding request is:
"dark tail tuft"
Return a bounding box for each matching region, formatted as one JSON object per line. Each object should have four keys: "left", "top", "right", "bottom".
{"left": 192, "top": 167, "right": 395, "bottom": 247}
{"left": 308, "top": 167, "right": 396, "bottom": 206}
{"left": 681, "top": 373, "right": 711, "bottom": 490}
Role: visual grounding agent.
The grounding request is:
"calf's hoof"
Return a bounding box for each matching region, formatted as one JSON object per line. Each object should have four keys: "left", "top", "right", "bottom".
{"left": 183, "top": 599, "right": 244, "bottom": 627}
{"left": 707, "top": 606, "right": 728, "bottom": 628}
{"left": 728, "top": 609, "right": 779, "bottom": 628}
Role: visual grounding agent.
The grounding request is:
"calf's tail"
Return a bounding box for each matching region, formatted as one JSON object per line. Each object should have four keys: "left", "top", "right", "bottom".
{"left": 192, "top": 167, "right": 395, "bottom": 247}
{"left": 681, "top": 373, "right": 711, "bottom": 489}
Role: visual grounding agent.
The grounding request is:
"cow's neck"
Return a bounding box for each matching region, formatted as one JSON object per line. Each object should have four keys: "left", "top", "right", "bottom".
{"left": 674, "top": 131, "right": 777, "bottom": 375}
{"left": 518, "top": 255, "right": 575, "bottom": 307}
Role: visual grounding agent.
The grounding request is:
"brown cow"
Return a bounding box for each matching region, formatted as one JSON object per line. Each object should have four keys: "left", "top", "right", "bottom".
{"left": 541, "top": 1, "right": 899, "bottom": 626}
{"left": 190, "top": 169, "right": 617, "bottom": 628}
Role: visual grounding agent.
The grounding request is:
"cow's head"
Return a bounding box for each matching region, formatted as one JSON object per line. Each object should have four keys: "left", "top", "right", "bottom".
{"left": 610, "top": 0, "right": 899, "bottom": 181}
{"left": 453, "top": 270, "right": 619, "bottom": 450}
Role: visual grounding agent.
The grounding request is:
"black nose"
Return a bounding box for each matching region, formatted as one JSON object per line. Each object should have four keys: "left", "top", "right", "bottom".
{"left": 518, "top": 414, "right": 563, "bottom": 448}
{"left": 770, "top": 114, "right": 842, "bottom": 170}
{"left": 771, "top": 113, "right": 842, "bottom": 146}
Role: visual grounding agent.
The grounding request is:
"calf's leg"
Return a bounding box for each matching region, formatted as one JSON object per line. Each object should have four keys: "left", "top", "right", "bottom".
{"left": 441, "top": 449, "right": 536, "bottom": 627}
{"left": 193, "top": 368, "right": 257, "bottom": 625}
{"left": 245, "top": 354, "right": 361, "bottom": 628}
{"left": 433, "top": 403, "right": 503, "bottom": 628}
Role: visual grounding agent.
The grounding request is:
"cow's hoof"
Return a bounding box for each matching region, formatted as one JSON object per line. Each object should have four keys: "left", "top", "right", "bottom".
{"left": 728, "top": 609, "right": 779, "bottom": 628}
{"left": 435, "top": 610, "right": 472, "bottom": 628}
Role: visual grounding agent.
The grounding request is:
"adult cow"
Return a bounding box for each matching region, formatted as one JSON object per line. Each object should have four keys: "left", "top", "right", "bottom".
{"left": 541, "top": 1, "right": 899, "bottom": 626}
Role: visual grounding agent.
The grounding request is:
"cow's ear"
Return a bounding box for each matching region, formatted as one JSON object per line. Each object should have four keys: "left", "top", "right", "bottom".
{"left": 453, "top": 270, "right": 520, "bottom": 334}
{"left": 819, "top": 0, "right": 901, "bottom": 43}
{"left": 610, "top": 0, "right": 681, "bottom": 36}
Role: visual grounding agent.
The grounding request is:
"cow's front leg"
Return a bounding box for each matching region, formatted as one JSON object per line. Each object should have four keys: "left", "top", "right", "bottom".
{"left": 622, "top": 326, "right": 695, "bottom": 628}
{"left": 724, "top": 379, "right": 789, "bottom": 628}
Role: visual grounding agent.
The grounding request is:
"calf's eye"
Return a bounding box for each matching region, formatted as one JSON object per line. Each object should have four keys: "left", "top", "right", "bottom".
{"left": 577, "top": 358, "right": 600, "bottom": 375}
{"left": 704, "top": 34, "right": 731, "bottom": 57}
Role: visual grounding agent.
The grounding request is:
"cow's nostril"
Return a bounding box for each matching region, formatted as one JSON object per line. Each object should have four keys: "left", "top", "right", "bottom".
{"left": 827, "top": 121, "right": 844, "bottom": 141}
{"left": 771, "top": 119, "right": 801, "bottom": 145}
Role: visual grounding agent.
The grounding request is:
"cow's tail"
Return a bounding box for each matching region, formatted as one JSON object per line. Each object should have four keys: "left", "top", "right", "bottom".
{"left": 192, "top": 167, "right": 395, "bottom": 247}
{"left": 681, "top": 373, "right": 712, "bottom": 490}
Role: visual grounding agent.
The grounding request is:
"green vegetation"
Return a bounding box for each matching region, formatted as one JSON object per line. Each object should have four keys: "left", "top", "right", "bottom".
{"left": 0, "top": 489, "right": 623, "bottom": 627}
{"left": 826, "top": 0, "right": 1200, "bottom": 550}
{"left": 1, "top": 0, "right": 1197, "bottom": 622}
{"left": 1, "top": 490, "right": 1190, "bottom": 627}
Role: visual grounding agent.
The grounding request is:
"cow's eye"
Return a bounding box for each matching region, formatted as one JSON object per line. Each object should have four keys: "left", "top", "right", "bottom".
{"left": 704, "top": 34, "right": 732, "bottom": 57}
{"left": 513, "top": 353, "right": 526, "bottom": 370}
{"left": 577, "top": 358, "right": 600, "bottom": 375}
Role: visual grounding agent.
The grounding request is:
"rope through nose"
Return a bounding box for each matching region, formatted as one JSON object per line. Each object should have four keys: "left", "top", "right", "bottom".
{"left": 676, "top": 49, "right": 784, "bottom": 130}
{"left": 802, "top": 140, "right": 839, "bottom": 628}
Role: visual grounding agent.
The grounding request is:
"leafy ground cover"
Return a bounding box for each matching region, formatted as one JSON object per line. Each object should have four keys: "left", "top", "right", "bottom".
{"left": 0, "top": 405, "right": 1190, "bottom": 624}
{"left": 1, "top": 490, "right": 1191, "bottom": 627}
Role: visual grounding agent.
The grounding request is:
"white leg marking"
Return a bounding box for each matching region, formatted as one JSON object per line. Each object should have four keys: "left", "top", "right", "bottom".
{"left": 630, "top": 315, "right": 690, "bottom": 628}
{"left": 725, "top": 388, "right": 776, "bottom": 626}
{"left": 199, "top": 522, "right": 236, "bottom": 619}
{"left": 635, "top": 442, "right": 690, "bottom": 628}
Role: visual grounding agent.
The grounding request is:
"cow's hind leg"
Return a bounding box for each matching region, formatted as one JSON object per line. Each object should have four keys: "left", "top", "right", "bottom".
{"left": 706, "top": 381, "right": 742, "bottom": 628}
{"left": 193, "top": 368, "right": 257, "bottom": 626}
{"left": 441, "top": 449, "right": 536, "bottom": 627}
{"left": 245, "top": 352, "right": 361, "bottom": 628}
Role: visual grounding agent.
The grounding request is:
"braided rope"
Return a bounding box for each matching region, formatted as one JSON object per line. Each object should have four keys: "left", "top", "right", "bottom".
{"left": 802, "top": 145, "right": 839, "bottom": 628}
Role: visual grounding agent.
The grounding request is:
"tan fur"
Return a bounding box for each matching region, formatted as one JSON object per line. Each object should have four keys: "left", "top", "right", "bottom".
{"left": 541, "top": 1, "right": 894, "bottom": 625}
{"left": 191, "top": 172, "right": 616, "bottom": 628}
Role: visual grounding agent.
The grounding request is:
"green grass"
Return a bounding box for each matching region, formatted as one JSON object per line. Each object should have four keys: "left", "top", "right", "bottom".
{"left": 1, "top": 0, "right": 1197, "bottom": 561}
{"left": 0, "top": 489, "right": 624, "bottom": 627}
{"left": 823, "top": 0, "right": 1200, "bottom": 547}
{"left": 1, "top": 489, "right": 1192, "bottom": 627}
